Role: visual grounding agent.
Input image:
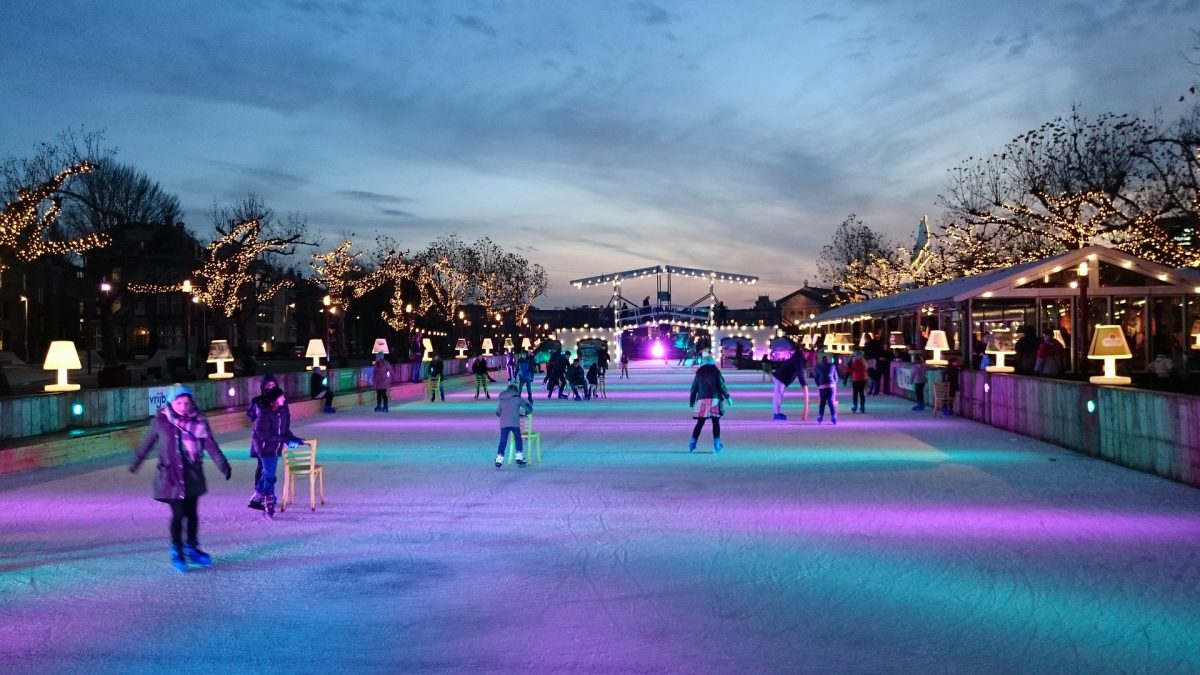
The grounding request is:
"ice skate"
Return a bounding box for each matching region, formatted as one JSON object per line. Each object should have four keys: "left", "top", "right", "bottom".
{"left": 264, "top": 495, "right": 276, "bottom": 519}
{"left": 688, "top": 437, "right": 697, "bottom": 453}
{"left": 247, "top": 491, "right": 265, "bottom": 510}
{"left": 169, "top": 543, "right": 188, "bottom": 573}
{"left": 714, "top": 438, "right": 723, "bottom": 454}
{"left": 772, "top": 413, "right": 787, "bottom": 421}
{"left": 495, "top": 453, "right": 504, "bottom": 468}
{"left": 515, "top": 451, "right": 527, "bottom": 466}
{"left": 184, "top": 542, "right": 212, "bottom": 568}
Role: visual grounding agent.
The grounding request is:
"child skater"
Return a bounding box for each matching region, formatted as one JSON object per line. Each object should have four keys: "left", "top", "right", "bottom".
{"left": 372, "top": 351, "right": 391, "bottom": 412}
{"left": 495, "top": 384, "right": 532, "bottom": 468}
{"left": 246, "top": 374, "right": 287, "bottom": 511}
{"left": 814, "top": 354, "right": 838, "bottom": 424}
{"left": 250, "top": 385, "right": 305, "bottom": 518}
{"left": 130, "top": 384, "right": 231, "bottom": 572}
{"left": 688, "top": 357, "right": 731, "bottom": 453}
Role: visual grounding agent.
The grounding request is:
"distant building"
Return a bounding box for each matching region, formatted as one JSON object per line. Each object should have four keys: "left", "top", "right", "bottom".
{"left": 1159, "top": 214, "right": 1199, "bottom": 251}
{"left": 776, "top": 283, "right": 834, "bottom": 327}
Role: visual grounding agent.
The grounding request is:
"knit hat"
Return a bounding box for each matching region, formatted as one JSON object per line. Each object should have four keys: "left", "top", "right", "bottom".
{"left": 165, "top": 383, "right": 193, "bottom": 403}
{"left": 259, "top": 374, "right": 278, "bottom": 393}
{"left": 263, "top": 386, "right": 285, "bottom": 403}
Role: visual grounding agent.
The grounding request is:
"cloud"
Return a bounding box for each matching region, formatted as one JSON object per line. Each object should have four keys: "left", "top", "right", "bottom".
{"left": 379, "top": 208, "right": 417, "bottom": 218}
{"left": 628, "top": 1, "right": 674, "bottom": 26}
{"left": 455, "top": 14, "right": 497, "bottom": 37}
{"left": 335, "top": 190, "right": 413, "bottom": 204}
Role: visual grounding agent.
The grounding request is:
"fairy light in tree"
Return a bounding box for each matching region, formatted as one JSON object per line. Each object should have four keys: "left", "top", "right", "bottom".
{"left": 187, "top": 219, "right": 294, "bottom": 318}
{"left": 0, "top": 162, "right": 109, "bottom": 271}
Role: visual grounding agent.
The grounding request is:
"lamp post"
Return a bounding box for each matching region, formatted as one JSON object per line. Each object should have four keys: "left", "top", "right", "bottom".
{"left": 1075, "top": 261, "right": 1089, "bottom": 374}
{"left": 18, "top": 295, "right": 29, "bottom": 362}
{"left": 322, "top": 294, "right": 332, "bottom": 349}
{"left": 181, "top": 279, "right": 193, "bottom": 375}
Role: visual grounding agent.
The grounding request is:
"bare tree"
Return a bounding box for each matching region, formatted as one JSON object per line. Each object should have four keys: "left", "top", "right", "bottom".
{"left": 310, "top": 240, "right": 389, "bottom": 364}
{"left": 816, "top": 214, "right": 903, "bottom": 305}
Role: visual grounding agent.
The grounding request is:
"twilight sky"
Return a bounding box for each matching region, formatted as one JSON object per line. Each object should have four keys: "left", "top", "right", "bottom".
{"left": 2, "top": 0, "right": 1198, "bottom": 308}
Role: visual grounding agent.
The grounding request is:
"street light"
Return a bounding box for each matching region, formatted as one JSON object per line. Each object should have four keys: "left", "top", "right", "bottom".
{"left": 18, "top": 295, "right": 29, "bottom": 362}
{"left": 181, "top": 280, "right": 193, "bottom": 375}
{"left": 1077, "top": 261, "right": 1090, "bottom": 374}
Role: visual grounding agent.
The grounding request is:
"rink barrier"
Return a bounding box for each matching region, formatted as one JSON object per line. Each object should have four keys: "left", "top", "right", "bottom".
{"left": 0, "top": 356, "right": 503, "bottom": 474}
{"left": 890, "top": 363, "right": 1200, "bottom": 489}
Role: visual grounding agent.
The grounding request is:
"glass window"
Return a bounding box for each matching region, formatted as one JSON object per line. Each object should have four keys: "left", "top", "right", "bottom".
{"left": 1098, "top": 262, "right": 1171, "bottom": 287}
{"left": 1150, "top": 296, "right": 1185, "bottom": 359}
{"left": 1111, "top": 296, "right": 1147, "bottom": 369}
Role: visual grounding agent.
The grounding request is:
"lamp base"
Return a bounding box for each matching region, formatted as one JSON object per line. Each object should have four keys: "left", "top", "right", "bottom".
{"left": 45, "top": 383, "right": 81, "bottom": 392}
{"left": 1089, "top": 375, "right": 1131, "bottom": 385}
{"left": 985, "top": 366, "right": 1014, "bottom": 373}
{"left": 926, "top": 359, "right": 948, "bottom": 366}
{"left": 208, "top": 373, "right": 235, "bottom": 380}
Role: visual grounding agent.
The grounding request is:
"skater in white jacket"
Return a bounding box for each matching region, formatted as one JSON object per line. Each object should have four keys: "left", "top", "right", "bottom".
{"left": 495, "top": 385, "right": 532, "bottom": 468}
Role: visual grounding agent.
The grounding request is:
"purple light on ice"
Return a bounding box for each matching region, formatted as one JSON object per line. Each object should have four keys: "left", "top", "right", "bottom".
{"left": 651, "top": 341, "right": 665, "bottom": 358}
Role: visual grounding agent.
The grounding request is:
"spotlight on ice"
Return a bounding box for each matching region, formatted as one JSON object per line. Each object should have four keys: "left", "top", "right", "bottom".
{"left": 651, "top": 341, "right": 664, "bottom": 358}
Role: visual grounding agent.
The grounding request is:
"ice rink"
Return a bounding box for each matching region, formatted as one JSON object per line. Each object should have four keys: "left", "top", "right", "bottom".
{"left": 2, "top": 362, "right": 1199, "bottom": 673}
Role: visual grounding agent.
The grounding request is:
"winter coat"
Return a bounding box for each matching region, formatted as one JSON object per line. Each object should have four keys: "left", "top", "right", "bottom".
{"left": 910, "top": 362, "right": 928, "bottom": 385}
{"left": 429, "top": 358, "right": 445, "bottom": 378}
{"left": 250, "top": 394, "right": 303, "bottom": 458}
{"left": 372, "top": 360, "right": 391, "bottom": 390}
{"left": 131, "top": 410, "right": 230, "bottom": 502}
{"left": 849, "top": 356, "right": 869, "bottom": 382}
{"left": 472, "top": 357, "right": 489, "bottom": 375}
{"left": 771, "top": 351, "right": 808, "bottom": 387}
{"left": 1035, "top": 339, "right": 1065, "bottom": 376}
{"left": 517, "top": 356, "right": 533, "bottom": 382}
{"left": 496, "top": 388, "right": 532, "bottom": 427}
{"left": 814, "top": 362, "right": 837, "bottom": 388}
{"left": 586, "top": 363, "right": 600, "bottom": 384}
{"left": 567, "top": 363, "right": 586, "bottom": 386}
{"left": 689, "top": 364, "right": 730, "bottom": 407}
{"left": 310, "top": 370, "right": 329, "bottom": 395}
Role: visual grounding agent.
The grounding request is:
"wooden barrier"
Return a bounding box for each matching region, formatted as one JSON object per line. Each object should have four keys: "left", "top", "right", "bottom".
{"left": 890, "top": 362, "right": 1200, "bottom": 489}
{"left": 0, "top": 355, "right": 504, "bottom": 474}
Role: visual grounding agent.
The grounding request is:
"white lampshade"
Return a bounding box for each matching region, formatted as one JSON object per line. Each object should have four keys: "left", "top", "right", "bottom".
{"left": 305, "top": 338, "right": 327, "bottom": 371}
{"left": 1087, "top": 325, "right": 1132, "bottom": 385}
{"left": 521, "top": 337, "right": 532, "bottom": 350}
{"left": 1191, "top": 320, "right": 1200, "bottom": 350}
{"left": 985, "top": 329, "right": 1016, "bottom": 373}
{"left": 422, "top": 338, "right": 434, "bottom": 362}
{"left": 503, "top": 336, "right": 514, "bottom": 350}
{"left": 372, "top": 338, "right": 390, "bottom": 354}
{"left": 206, "top": 339, "right": 235, "bottom": 379}
{"left": 888, "top": 331, "right": 908, "bottom": 349}
{"left": 43, "top": 340, "right": 82, "bottom": 392}
{"left": 455, "top": 338, "right": 469, "bottom": 358}
{"left": 925, "top": 330, "right": 950, "bottom": 365}
{"left": 801, "top": 334, "right": 813, "bottom": 349}
{"left": 859, "top": 332, "right": 871, "bottom": 347}
{"left": 482, "top": 338, "right": 494, "bottom": 355}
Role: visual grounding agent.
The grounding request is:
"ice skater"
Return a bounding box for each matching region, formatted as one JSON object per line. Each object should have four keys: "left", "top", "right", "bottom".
{"left": 130, "top": 384, "right": 231, "bottom": 572}
{"left": 688, "top": 357, "right": 731, "bottom": 453}
{"left": 618, "top": 351, "right": 630, "bottom": 379}
{"left": 473, "top": 353, "right": 491, "bottom": 399}
{"left": 849, "top": 349, "right": 869, "bottom": 413}
{"left": 495, "top": 384, "right": 532, "bottom": 468}
{"left": 246, "top": 374, "right": 287, "bottom": 511}
{"left": 814, "top": 354, "right": 838, "bottom": 424}
{"left": 516, "top": 350, "right": 535, "bottom": 402}
{"left": 770, "top": 347, "right": 809, "bottom": 421}
{"left": 310, "top": 365, "right": 335, "bottom": 413}
{"left": 429, "top": 352, "right": 445, "bottom": 401}
{"left": 910, "top": 354, "right": 928, "bottom": 411}
{"left": 372, "top": 352, "right": 391, "bottom": 412}
{"left": 250, "top": 385, "right": 305, "bottom": 518}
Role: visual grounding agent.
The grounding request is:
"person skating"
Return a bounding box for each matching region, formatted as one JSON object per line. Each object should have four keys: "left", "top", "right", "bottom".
{"left": 849, "top": 349, "right": 869, "bottom": 413}
{"left": 372, "top": 352, "right": 391, "bottom": 412}
{"left": 129, "top": 384, "right": 231, "bottom": 572}
{"left": 516, "top": 350, "right": 535, "bottom": 403}
{"left": 910, "top": 354, "right": 928, "bottom": 411}
{"left": 567, "top": 358, "right": 587, "bottom": 400}
{"left": 618, "top": 351, "right": 630, "bottom": 379}
{"left": 250, "top": 385, "right": 305, "bottom": 518}
{"left": 770, "top": 347, "right": 809, "bottom": 421}
{"left": 586, "top": 361, "right": 600, "bottom": 400}
{"left": 495, "top": 384, "right": 532, "bottom": 468}
{"left": 688, "top": 357, "right": 731, "bottom": 453}
{"left": 246, "top": 374, "right": 288, "bottom": 511}
{"left": 429, "top": 353, "right": 445, "bottom": 401}
{"left": 310, "top": 366, "right": 336, "bottom": 413}
{"left": 472, "top": 353, "right": 491, "bottom": 399}
{"left": 814, "top": 354, "right": 838, "bottom": 424}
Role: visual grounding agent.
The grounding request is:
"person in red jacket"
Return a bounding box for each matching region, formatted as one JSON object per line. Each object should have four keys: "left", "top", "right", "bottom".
{"left": 849, "top": 350, "right": 869, "bottom": 413}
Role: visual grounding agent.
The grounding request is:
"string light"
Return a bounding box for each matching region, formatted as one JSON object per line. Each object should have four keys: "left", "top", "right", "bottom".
{"left": 0, "top": 162, "right": 109, "bottom": 271}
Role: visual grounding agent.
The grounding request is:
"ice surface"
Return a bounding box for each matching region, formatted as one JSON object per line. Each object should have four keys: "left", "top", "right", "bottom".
{"left": 2, "top": 362, "right": 1199, "bottom": 673}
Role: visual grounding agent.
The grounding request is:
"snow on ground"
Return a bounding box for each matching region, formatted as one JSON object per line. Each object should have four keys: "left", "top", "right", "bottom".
{"left": 1, "top": 362, "right": 1199, "bottom": 674}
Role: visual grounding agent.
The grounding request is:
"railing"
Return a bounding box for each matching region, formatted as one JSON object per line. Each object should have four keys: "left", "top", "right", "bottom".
{"left": 617, "top": 305, "right": 711, "bottom": 328}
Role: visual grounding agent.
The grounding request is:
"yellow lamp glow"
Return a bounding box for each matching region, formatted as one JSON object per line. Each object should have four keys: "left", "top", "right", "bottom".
{"left": 304, "top": 338, "right": 327, "bottom": 371}
{"left": 521, "top": 337, "right": 532, "bottom": 350}
{"left": 924, "top": 330, "right": 950, "bottom": 366}
{"left": 1087, "top": 325, "right": 1132, "bottom": 385}
{"left": 421, "top": 338, "right": 434, "bottom": 362}
{"left": 888, "top": 331, "right": 908, "bottom": 350}
{"left": 859, "top": 332, "right": 871, "bottom": 348}
{"left": 503, "top": 336, "right": 514, "bottom": 351}
{"left": 206, "top": 339, "right": 235, "bottom": 379}
{"left": 1191, "top": 320, "right": 1200, "bottom": 350}
{"left": 372, "top": 338, "right": 390, "bottom": 355}
{"left": 984, "top": 329, "right": 1016, "bottom": 373}
{"left": 481, "top": 338, "right": 494, "bottom": 356}
{"left": 829, "top": 333, "right": 853, "bottom": 354}
{"left": 455, "top": 338, "right": 469, "bottom": 358}
{"left": 43, "top": 341, "right": 82, "bottom": 392}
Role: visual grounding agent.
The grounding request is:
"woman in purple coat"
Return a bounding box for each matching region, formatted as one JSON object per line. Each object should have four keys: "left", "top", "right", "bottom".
{"left": 130, "top": 384, "right": 231, "bottom": 573}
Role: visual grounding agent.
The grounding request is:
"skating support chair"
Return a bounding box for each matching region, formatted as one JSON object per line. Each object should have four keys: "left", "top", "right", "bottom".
{"left": 931, "top": 381, "right": 953, "bottom": 417}
{"left": 594, "top": 373, "right": 607, "bottom": 399}
{"left": 281, "top": 440, "right": 325, "bottom": 512}
{"left": 505, "top": 414, "right": 542, "bottom": 464}
{"left": 424, "top": 376, "right": 443, "bottom": 402}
